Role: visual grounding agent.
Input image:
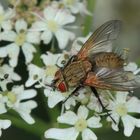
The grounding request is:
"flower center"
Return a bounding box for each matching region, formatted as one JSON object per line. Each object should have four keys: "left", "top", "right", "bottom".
{"left": 0, "top": 14, "right": 4, "bottom": 24}
{"left": 75, "top": 118, "right": 87, "bottom": 132}
{"left": 115, "top": 104, "right": 128, "bottom": 116}
{"left": 45, "top": 65, "right": 58, "bottom": 76}
{"left": 65, "top": 0, "right": 75, "bottom": 5}
{"left": 47, "top": 20, "right": 58, "bottom": 32}
{"left": 15, "top": 30, "right": 26, "bottom": 46}
{"left": 7, "top": 92, "right": 17, "bottom": 104}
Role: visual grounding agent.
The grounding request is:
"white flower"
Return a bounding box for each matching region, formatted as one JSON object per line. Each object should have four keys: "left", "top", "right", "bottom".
{"left": 31, "top": 6, "right": 75, "bottom": 49}
{"left": 0, "top": 4, "right": 15, "bottom": 31}
{"left": 0, "top": 64, "right": 21, "bottom": 90}
{"left": 0, "top": 19, "right": 40, "bottom": 67}
{"left": 60, "top": 0, "right": 91, "bottom": 15}
{"left": 44, "top": 88, "right": 66, "bottom": 108}
{"left": 3, "top": 85, "right": 37, "bottom": 124}
{"left": 107, "top": 92, "right": 140, "bottom": 137}
{"left": 45, "top": 106, "right": 102, "bottom": 140}
{"left": 25, "top": 64, "right": 45, "bottom": 87}
{"left": 124, "top": 62, "right": 140, "bottom": 74}
{"left": 44, "top": 88, "right": 76, "bottom": 109}
{"left": 0, "top": 119, "right": 11, "bottom": 136}
{"left": 26, "top": 51, "right": 68, "bottom": 88}
{"left": 41, "top": 51, "right": 68, "bottom": 67}
{"left": 0, "top": 64, "right": 21, "bottom": 81}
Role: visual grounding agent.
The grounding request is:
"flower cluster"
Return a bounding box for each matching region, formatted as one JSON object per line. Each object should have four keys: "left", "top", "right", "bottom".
{"left": 0, "top": 0, "right": 140, "bottom": 140}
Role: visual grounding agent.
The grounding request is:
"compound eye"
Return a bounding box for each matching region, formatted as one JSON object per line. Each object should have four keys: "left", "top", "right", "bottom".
{"left": 58, "top": 82, "right": 67, "bottom": 92}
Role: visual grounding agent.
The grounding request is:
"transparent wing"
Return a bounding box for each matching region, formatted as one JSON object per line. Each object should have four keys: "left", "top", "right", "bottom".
{"left": 84, "top": 68, "right": 140, "bottom": 91}
{"left": 77, "top": 20, "right": 122, "bottom": 60}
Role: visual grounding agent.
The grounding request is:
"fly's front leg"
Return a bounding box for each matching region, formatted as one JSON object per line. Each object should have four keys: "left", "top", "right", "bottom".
{"left": 62, "top": 85, "right": 83, "bottom": 104}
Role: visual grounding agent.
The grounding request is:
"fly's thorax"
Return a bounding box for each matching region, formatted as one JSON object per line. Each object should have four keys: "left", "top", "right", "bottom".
{"left": 63, "top": 60, "right": 92, "bottom": 87}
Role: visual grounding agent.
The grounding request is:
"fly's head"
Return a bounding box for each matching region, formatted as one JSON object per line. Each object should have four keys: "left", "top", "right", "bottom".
{"left": 52, "top": 69, "right": 68, "bottom": 92}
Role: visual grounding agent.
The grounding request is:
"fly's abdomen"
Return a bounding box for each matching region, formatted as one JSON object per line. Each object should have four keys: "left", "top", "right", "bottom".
{"left": 63, "top": 60, "right": 92, "bottom": 87}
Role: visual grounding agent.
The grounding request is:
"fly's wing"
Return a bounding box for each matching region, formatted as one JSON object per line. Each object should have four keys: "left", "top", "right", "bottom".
{"left": 77, "top": 20, "right": 122, "bottom": 60}
{"left": 84, "top": 68, "right": 140, "bottom": 91}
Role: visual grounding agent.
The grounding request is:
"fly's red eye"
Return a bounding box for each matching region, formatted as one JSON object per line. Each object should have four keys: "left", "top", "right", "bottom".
{"left": 58, "top": 82, "right": 67, "bottom": 92}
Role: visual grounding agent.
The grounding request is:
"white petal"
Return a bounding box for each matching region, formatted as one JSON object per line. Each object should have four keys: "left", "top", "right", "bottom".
{"left": 22, "top": 43, "right": 36, "bottom": 64}
{"left": 116, "top": 92, "right": 128, "bottom": 103}
{"left": 4, "top": 7, "right": 15, "bottom": 19}
{"left": 57, "top": 111, "right": 78, "bottom": 125}
{"left": 1, "top": 20, "right": 12, "bottom": 30}
{"left": 25, "top": 64, "right": 45, "bottom": 87}
{"left": 12, "top": 85, "right": 24, "bottom": 95}
{"left": 15, "top": 101, "right": 37, "bottom": 124}
{"left": 124, "top": 62, "right": 138, "bottom": 72}
{"left": 0, "top": 119, "right": 11, "bottom": 136}
{"left": 87, "top": 117, "right": 102, "bottom": 128}
{"left": 0, "top": 4, "right": 4, "bottom": 15}
{"left": 64, "top": 97, "right": 76, "bottom": 110}
{"left": 55, "top": 28, "right": 75, "bottom": 49}
{"left": 107, "top": 112, "right": 120, "bottom": 131}
{"left": 44, "top": 89, "right": 65, "bottom": 108}
{"left": 122, "top": 115, "right": 135, "bottom": 137}
{"left": 41, "top": 30, "right": 53, "bottom": 44}
{"left": 70, "top": 5, "right": 79, "bottom": 14}
{"left": 78, "top": 2, "right": 92, "bottom": 16}
{"left": 1, "top": 63, "right": 21, "bottom": 81}
{"left": 7, "top": 43, "right": 20, "bottom": 67}
{"left": 55, "top": 9, "right": 75, "bottom": 25}
{"left": 126, "top": 97, "right": 140, "bottom": 113}
{"left": 18, "top": 89, "right": 37, "bottom": 100}
{"left": 26, "top": 31, "right": 40, "bottom": 44}
{"left": 82, "top": 128, "right": 97, "bottom": 140}
{"left": 45, "top": 127, "right": 79, "bottom": 140}
{"left": 0, "top": 119, "right": 11, "bottom": 129}
{"left": 31, "top": 21, "right": 47, "bottom": 31}
{"left": 0, "top": 46, "right": 8, "bottom": 57}
{"left": 15, "top": 19, "right": 27, "bottom": 33}
{"left": 10, "top": 72, "right": 21, "bottom": 81}
{"left": 0, "top": 102, "right": 7, "bottom": 114}
{"left": 43, "top": 6, "right": 58, "bottom": 20}
{"left": 1, "top": 30, "right": 16, "bottom": 41}
{"left": 77, "top": 106, "right": 89, "bottom": 119}
{"left": 41, "top": 52, "right": 61, "bottom": 65}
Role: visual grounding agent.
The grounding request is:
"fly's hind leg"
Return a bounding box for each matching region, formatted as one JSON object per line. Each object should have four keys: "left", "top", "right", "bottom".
{"left": 90, "top": 87, "right": 116, "bottom": 124}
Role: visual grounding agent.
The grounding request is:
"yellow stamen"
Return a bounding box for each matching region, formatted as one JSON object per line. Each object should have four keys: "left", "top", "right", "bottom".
{"left": 75, "top": 118, "right": 87, "bottom": 132}
{"left": 116, "top": 104, "right": 128, "bottom": 116}
{"left": 47, "top": 20, "right": 58, "bottom": 32}
{"left": 15, "top": 30, "right": 26, "bottom": 46}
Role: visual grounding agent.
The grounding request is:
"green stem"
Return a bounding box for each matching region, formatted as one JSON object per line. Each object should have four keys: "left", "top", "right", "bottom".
{"left": 83, "top": 0, "right": 96, "bottom": 35}
{"left": 32, "top": 45, "right": 44, "bottom": 67}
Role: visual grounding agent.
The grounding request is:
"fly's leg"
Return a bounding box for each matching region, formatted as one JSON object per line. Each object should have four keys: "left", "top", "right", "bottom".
{"left": 90, "top": 87, "right": 116, "bottom": 124}
{"left": 62, "top": 85, "right": 82, "bottom": 104}
{"left": 61, "top": 85, "right": 82, "bottom": 115}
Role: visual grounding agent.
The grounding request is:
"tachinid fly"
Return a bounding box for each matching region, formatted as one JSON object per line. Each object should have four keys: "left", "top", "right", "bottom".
{"left": 52, "top": 20, "right": 140, "bottom": 94}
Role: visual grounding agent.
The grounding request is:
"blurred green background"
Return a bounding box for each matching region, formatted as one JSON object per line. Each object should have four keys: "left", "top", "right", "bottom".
{"left": 1, "top": 0, "right": 140, "bottom": 140}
